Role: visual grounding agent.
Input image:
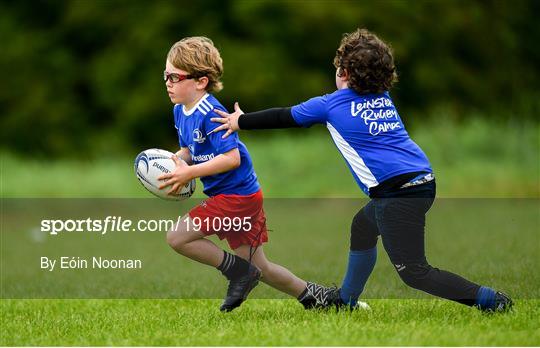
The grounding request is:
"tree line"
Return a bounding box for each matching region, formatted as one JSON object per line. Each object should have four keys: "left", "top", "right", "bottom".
{"left": 1, "top": 0, "right": 538, "bottom": 157}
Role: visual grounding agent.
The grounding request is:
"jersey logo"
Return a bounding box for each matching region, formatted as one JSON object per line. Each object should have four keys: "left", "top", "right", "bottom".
{"left": 350, "top": 98, "right": 402, "bottom": 136}
{"left": 193, "top": 129, "right": 206, "bottom": 143}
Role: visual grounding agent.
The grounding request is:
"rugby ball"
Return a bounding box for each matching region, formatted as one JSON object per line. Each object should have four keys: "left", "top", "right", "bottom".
{"left": 134, "top": 148, "right": 195, "bottom": 201}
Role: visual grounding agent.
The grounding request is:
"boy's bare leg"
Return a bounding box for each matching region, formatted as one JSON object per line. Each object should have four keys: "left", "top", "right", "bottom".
{"left": 234, "top": 245, "right": 306, "bottom": 298}
{"left": 167, "top": 216, "right": 260, "bottom": 312}
{"left": 166, "top": 215, "right": 223, "bottom": 267}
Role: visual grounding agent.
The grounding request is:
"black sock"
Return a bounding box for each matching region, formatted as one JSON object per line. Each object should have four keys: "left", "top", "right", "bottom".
{"left": 297, "top": 286, "right": 309, "bottom": 301}
{"left": 217, "top": 251, "right": 250, "bottom": 280}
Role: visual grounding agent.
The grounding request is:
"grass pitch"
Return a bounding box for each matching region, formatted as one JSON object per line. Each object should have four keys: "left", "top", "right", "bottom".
{"left": 2, "top": 299, "right": 539, "bottom": 346}
{"left": 1, "top": 118, "right": 539, "bottom": 345}
{"left": 1, "top": 199, "right": 538, "bottom": 345}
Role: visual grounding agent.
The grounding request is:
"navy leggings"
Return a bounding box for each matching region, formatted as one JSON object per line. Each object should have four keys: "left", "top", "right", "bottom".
{"left": 351, "top": 181, "right": 480, "bottom": 305}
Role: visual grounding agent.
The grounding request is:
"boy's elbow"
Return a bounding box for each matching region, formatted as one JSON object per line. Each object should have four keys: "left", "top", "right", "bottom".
{"left": 228, "top": 150, "right": 241, "bottom": 169}
{"left": 222, "top": 148, "right": 241, "bottom": 170}
{"left": 231, "top": 154, "right": 241, "bottom": 169}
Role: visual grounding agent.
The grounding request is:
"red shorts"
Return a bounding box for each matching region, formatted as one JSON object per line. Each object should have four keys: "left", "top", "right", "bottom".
{"left": 188, "top": 189, "right": 268, "bottom": 250}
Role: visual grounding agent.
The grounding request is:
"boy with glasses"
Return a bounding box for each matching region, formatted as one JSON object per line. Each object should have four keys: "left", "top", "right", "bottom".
{"left": 159, "top": 36, "right": 336, "bottom": 312}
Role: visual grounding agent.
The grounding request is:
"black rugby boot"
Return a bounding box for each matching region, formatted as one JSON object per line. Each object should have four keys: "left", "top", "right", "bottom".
{"left": 220, "top": 264, "right": 261, "bottom": 312}
{"left": 491, "top": 291, "right": 513, "bottom": 312}
{"left": 303, "top": 286, "right": 371, "bottom": 311}
{"left": 299, "top": 282, "right": 340, "bottom": 309}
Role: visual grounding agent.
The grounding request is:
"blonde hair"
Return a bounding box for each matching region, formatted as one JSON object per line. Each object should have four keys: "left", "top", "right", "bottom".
{"left": 167, "top": 36, "right": 223, "bottom": 93}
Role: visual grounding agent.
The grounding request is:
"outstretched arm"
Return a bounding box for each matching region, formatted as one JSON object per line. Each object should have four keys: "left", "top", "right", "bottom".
{"left": 211, "top": 102, "right": 301, "bottom": 138}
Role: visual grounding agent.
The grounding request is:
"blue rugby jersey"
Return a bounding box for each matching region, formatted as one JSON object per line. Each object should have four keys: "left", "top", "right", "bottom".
{"left": 291, "top": 88, "right": 432, "bottom": 196}
{"left": 174, "top": 93, "right": 260, "bottom": 196}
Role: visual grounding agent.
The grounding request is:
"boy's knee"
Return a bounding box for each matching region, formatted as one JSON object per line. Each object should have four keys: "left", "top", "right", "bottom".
{"left": 166, "top": 226, "right": 189, "bottom": 251}
{"left": 350, "top": 210, "right": 378, "bottom": 251}
{"left": 166, "top": 215, "right": 193, "bottom": 247}
{"left": 166, "top": 229, "right": 180, "bottom": 249}
{"left": 395, "top": 262, "right": 433, "bottom": 290}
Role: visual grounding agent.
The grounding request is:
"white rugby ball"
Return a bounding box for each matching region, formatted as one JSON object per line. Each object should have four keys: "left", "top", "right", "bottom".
{"left": 134, "top": 148, "right": 195, "bottom": 201}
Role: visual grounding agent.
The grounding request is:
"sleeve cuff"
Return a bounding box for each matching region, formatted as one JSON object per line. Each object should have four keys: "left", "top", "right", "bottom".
{"left": 217, "top": 143, "right": 238, "bottom": 155}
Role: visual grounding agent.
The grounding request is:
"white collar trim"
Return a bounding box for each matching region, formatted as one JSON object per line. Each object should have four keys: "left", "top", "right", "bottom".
{"left": 182, "top": 93, "right": 210, "bottom": 116}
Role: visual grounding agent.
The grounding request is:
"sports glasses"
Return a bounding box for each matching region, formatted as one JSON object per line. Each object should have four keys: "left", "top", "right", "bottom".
{"left": 163, "top": 71, "right": 195, "bottom": 83}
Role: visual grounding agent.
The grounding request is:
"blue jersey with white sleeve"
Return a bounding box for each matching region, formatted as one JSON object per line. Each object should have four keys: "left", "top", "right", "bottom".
{"left": 174, "top": 93, "right": 260, "bottom": 197}
{"left": 291, "top": 88, "right": 432, "bottom": 196}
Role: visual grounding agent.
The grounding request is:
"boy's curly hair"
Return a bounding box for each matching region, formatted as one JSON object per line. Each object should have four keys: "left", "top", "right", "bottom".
{"left": 167, "top": 36, "right": 223, "bottom": 93}
{"left": 333, "top": 29, "right": 397, "bottom": 94}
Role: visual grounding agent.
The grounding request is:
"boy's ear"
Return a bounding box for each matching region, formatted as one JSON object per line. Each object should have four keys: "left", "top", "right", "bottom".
{"left": 338, "top": 68, "right": 349, "bottom": 79}
{"left": 196, "top": 76, "right": 209, "bottom": 90}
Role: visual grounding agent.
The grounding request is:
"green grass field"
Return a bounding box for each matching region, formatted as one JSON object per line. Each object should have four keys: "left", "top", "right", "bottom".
{"left": 1, "top": 198, "right": 538, "bottom": 345}
{"left": 2, "top": 299, "right": 539, "bottom": 346}
{"left": 1, "top": 118, "right": 539, "bottom": 346}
